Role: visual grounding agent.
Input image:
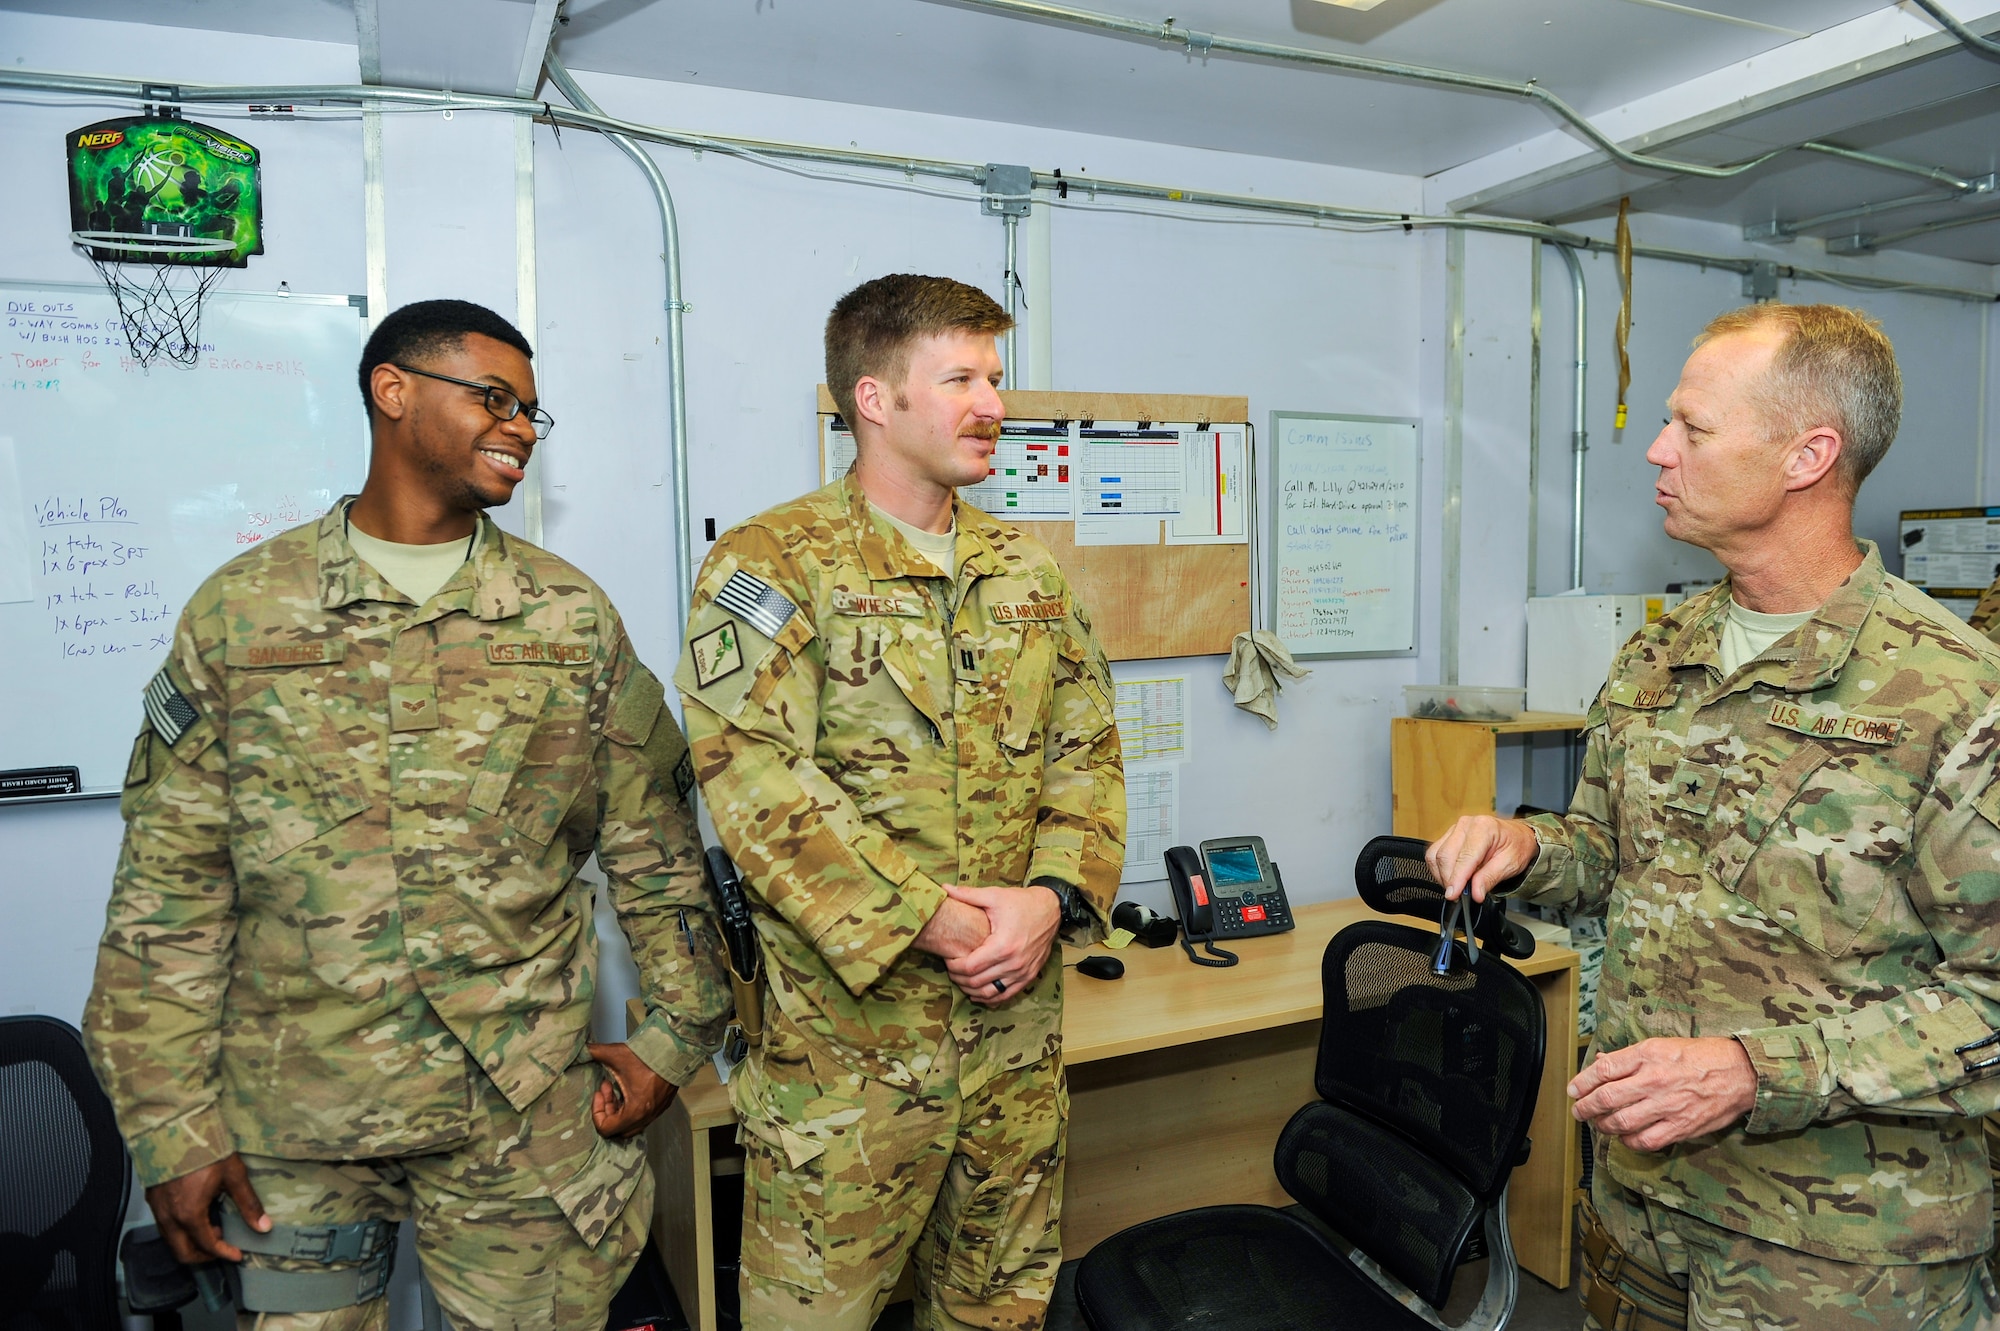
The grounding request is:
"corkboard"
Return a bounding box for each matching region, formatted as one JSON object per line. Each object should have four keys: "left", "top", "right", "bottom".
{"left": 816, "top": 387, "right": 1252, "bottom": 661}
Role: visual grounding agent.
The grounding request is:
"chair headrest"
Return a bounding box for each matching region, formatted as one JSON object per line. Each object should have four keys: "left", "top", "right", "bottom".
{"left": 1353, "top": 834, "right": 1536, "bottom": 960}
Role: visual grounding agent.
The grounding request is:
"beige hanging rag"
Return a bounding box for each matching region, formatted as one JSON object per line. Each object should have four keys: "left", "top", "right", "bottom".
{"left": 1224, "top": 629, "right": 1310, "bottom": 730}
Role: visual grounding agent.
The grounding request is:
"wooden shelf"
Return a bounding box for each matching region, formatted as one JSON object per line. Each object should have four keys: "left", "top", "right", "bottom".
{"left": 1488, "top": 710, "right": 1590, "bottom": 734}
{"left": 1390, "top": 712, "right": 1585, "bottom": 841}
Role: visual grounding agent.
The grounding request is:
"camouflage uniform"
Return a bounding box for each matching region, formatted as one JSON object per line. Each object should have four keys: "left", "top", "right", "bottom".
{"left": 1967, "top": 579, "right": 2000, "bottom": 1289}
{"left": 85, "top": 503, "right": 732, "bottom": 1329}
{"left": 1521, "top": 544, "right": 2000, "bottom": 1323}
{"left": 675, "top": 477, "right": 1125, "bottom": 1331}
{"left": 1968, "top": 580, "right": 2000, "bottom": 643}
{"left": 1590, "top": 1179, "right": 1991, "bottom": 1331}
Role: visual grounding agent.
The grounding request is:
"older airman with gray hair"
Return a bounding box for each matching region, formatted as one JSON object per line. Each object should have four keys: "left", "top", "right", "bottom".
{"left": 1431, "top": 303, "right": 2000, "bottom": 1330}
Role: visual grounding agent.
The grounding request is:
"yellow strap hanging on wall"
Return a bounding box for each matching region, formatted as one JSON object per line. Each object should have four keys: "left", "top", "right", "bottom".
{"left": 1614, "top": 196, "right": 1633, "bottom": 435}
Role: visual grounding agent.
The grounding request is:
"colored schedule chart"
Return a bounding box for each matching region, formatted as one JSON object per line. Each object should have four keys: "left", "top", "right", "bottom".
{"left": 960, "top": 423, "right": 1072, "bottom": 517}
{"left": 1075, "top": 424, "right": 1185, "bottom": 544}
{"left": 1077, "top": 426, "right": 1184, "bottom": 516}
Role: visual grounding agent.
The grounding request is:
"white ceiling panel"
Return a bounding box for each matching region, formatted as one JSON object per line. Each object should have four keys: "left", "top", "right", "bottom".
{"left": 1, "top": 0, "right": 1994, "bottom": 266}
{"left": 375, "top": 0, "right": 537, "bottom": 95}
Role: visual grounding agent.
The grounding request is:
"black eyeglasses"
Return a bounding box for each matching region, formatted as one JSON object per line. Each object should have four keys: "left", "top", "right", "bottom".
{"left": 395, "top": 364, "right": 555, "bottom": 439}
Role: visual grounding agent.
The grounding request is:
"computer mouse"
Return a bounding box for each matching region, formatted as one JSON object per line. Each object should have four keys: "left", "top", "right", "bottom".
{"left": 1077, "top": 955, "right": 1125, "bottom": 981}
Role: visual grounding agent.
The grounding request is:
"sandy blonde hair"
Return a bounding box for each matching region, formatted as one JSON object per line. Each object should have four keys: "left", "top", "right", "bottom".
{"left": 824, "top": 274, "right": 1012, "bottom": 428}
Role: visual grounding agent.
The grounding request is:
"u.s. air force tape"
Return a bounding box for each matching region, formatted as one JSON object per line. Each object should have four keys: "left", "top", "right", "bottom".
{"left": 143, "top": 668, "right": 199, "bottom": 746}
{"left": 713, "top": 570, "right": 799, "bottom": 641}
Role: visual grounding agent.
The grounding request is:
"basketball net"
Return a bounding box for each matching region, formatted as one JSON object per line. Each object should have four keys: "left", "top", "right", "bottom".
{"left": 72, "top": 231, "right": 231, "bottom": 369}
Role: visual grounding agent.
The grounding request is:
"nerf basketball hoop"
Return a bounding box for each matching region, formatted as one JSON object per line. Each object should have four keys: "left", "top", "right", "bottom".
{"left": 66, "top": 115, "right": 263, "bottom": 368}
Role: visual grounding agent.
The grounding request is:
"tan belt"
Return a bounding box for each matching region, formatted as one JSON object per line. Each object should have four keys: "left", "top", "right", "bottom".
{"left": 1578, "top": 1197, "right": 1689, "bottom": 1331}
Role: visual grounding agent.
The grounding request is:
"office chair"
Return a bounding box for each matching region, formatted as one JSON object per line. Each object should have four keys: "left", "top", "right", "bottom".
{"left": 1075, "top": 836, "right": 1545, "bottom": 1331}
{"left": 0, "top": 1015, "right": 133, "bottom": 1331}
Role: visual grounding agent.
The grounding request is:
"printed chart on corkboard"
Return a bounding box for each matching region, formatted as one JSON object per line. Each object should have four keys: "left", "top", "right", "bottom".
{"left": 816, "top": 387, "right": 1253, "bottom": 660}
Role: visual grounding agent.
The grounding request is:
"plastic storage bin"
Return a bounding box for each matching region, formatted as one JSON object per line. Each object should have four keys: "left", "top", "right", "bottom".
{"left": 1401, "top": 684, "right": 1527, "bottom": 723}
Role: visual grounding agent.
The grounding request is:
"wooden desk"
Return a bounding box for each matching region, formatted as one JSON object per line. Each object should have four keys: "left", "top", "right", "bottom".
{"left": 646, "top": 898, "right": 1580, "bottom": 1331}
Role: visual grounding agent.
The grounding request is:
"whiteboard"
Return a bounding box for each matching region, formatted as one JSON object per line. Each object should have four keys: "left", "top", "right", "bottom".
{"left": 1270, "top": 412, "right": 1420, "bottom": 658}
{"left": 1, "top": 281, "right": 368, "bottom": 799}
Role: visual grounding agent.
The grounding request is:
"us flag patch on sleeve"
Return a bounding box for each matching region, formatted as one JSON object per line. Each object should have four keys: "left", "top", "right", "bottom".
{"left": 713, "top": 570, "right": 799, "bottom": 641}
{"left": 143, "top": 668, "right": 199, "bottom": 746}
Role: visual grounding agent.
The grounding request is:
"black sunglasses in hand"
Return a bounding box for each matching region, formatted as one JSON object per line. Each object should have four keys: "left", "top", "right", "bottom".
{"left": 395, "top": 364, "right": 555, "bottom": 439}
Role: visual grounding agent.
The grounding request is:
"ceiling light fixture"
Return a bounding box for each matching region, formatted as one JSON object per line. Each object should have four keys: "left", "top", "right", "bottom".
{"left": 1310, "top": 0, "right": 1393, "bottom": 10}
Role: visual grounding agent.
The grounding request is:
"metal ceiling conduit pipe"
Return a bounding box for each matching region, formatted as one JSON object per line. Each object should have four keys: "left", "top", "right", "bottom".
{"left": 541, "top": 53, "right": 696, "bottom": 629}
{"left": 939, "top": 0, "right": 1983, "bottom": 191}
{"left": 1768, "top": 187, "right": 1991, "bottom": 239}
{"left": 1911, "top": 0, "right": 2000, "bottom": 60}
{"left": 1551, "top": 244, "right": 1588, "bottom": 593}
{"left": 3, "top": 66, "right": 1994, "bottom": 302}
{"left": 1865, "top": 203, "right": 2000, "bottom": 250}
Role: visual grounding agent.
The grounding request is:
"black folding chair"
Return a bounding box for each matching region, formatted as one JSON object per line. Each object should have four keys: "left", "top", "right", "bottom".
{"left": 1075, "top": 836, "right": 1545, "bottom": 1331}
{"left": 0, "top": 1015, "right": 132, "bottom": 1331}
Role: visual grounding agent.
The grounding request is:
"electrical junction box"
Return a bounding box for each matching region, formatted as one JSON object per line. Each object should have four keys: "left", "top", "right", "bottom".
{"left": 1900, "top": 507, "right": 2000, "bottom": 622}
{"left": 1526, "top": 595, "right": 1663, "bottom": 715}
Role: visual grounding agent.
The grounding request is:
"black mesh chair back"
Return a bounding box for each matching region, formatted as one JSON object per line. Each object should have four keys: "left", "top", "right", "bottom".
{"left": 1299, "top": 920, "right": 1545, "bottom": 1307}
{"left": 0, "top": 1015, "right": 132, "bottom": 1331}
{"left": 1355, "top": 834, "right": 1534, "bottom": 960}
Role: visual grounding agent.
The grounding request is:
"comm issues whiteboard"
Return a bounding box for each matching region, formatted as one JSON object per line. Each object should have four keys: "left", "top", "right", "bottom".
{"left": 1270, "top": 412, "right": 1419, "bottom": 658}
{"left": 0, "top": 281, "right": 368, "bottom": 799}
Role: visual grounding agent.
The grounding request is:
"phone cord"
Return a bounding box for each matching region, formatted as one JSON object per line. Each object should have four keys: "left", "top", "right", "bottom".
{"left": 1180, "top": 933, "right": 1239, "bottom": 967}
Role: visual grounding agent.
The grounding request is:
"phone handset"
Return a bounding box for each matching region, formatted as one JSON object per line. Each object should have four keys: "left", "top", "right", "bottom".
{"left": 1164, "top": 845, "right": 1239, "bottom": 968}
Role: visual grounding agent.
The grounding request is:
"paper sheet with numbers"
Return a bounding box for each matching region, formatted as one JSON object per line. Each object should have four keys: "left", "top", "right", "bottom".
{"left": 1114, "top": 677, "right": 1186, "bottom": 762}
{"left": 1121, "top": 761, "right": 1179, "bottom": 883}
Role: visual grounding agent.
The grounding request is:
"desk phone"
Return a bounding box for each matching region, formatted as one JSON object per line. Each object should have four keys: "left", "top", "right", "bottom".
{"left": 1163, "top": 835, "right": 1295, "bottom": 967}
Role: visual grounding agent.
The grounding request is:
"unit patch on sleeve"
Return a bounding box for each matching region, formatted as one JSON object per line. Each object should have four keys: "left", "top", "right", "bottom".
{"left": 691, "top": 620, "right": 745, "bottom": 688}
{"left": 142, "top": 668, "right": 199, "bottom": 747}
{"left": 713, "top": 570, "right": 800, "bottom": 641}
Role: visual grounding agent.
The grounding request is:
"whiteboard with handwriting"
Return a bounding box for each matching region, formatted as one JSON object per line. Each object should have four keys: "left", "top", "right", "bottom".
{"left": 0, "top": 282, "right": 367, "bottom": 797}
{"left": 1270, "top": 412, "right": 1419, "bottom": 657}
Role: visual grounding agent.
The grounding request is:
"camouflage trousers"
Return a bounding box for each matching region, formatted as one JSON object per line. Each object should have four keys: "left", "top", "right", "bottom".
{"left": 730, "top": 1018, "right": 1066, "bottom": 1331}
{"left": 1587, "top": 1175, "right": 1997, "bottom": 1331}
{"left": 231, "top": 1058, "right": 651, "bottom": 1331}
{"left": 1987, "top": 1115, "right": 2000, "bottom": 1289}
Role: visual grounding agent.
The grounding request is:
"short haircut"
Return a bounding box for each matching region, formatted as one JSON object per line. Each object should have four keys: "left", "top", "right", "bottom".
{"left": 1695, "top": 303, "right": 1901, "bottom": 492}
{"left": 823, "top": 274, "right": 1013, "bottom": 426}
{"left": 357, "top": 299, "right": 533, "bottom": 416}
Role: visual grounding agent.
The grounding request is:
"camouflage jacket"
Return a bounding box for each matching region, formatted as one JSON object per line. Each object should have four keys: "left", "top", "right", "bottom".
{"left": 86, "top": 503, "right": 731, "bottom": 1187}
{"left": 1970, "top": 578, "right": 2000, "bottom": 641}
{"left": 675, "top": 477, "right": 1125, "bottom": 1095}
{"left": 1521, "top": 543, "right": 2000, "bottom": 1262}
